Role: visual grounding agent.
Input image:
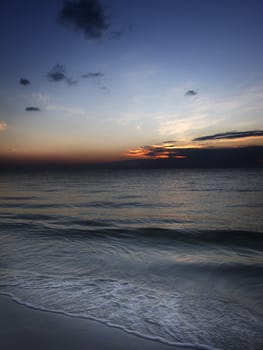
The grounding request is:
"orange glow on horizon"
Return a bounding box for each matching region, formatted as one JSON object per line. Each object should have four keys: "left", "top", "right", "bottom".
{"left": 124, "top": 136, "right": 263, "bottom": 160}
{"left": 1, "top": 135, "right": 262, "bottom": 164}
{"left": 0, "top": 149, "right": 123, "bottom": 164}
{"left": 125, "top": 142, "right": 201, "bottom": 159}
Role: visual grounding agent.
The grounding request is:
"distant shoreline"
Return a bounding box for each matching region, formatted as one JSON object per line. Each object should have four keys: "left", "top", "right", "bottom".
{"left": 0, "top": 146, "right": 262, "bottom": 172}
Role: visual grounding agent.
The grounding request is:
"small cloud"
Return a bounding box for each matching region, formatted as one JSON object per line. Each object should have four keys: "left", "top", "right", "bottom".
{"left": 163, "top": 140, "right": 177, "bottom": 144}
{"left": 110, "top": 24, "right": 133, "bottom": 39}
{"left": 81, "top": 71, "right": 106, "bottom": 90}
{"left": 25, "top": 107, "right": 41, "bottom": 112}
{"left": 47, "top": 64, "right": 66, "bottom": 82}
{"left": 185, "top": 90, "right": 197, "bottom": 96}
{"left": 110, "top": 30, "right": 123, "bottom": 39}
{"left": 193, "top": 130, "right": 263, "bottom": 142}
{"left": 0, "top": 121, "right": 7, "bottom": 131}
{"left": 7, "top": 147, "right": 17, "bottom": 153}
{"left": 20, "top": 78, "right": 31, "bottom": 86}
{"left": 58, "top": 0, "right": 110, "bottom": 40}
{"left": 46, "top": 64, "right": 77, "bottom": 85}
{"left": 81, "top": 72, "right": 103, "bottom": 79}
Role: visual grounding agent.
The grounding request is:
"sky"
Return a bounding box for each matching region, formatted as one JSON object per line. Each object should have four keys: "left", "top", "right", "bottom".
{"left": 0, "top": 0, "right": 263, "bottom": 165}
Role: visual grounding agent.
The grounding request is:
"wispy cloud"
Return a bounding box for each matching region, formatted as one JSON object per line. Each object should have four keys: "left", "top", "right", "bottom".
{"left": 32, "top": 93, "right": 50, "bottom": 104}
{"left": 109, "top": 24, "right": 133, "bottom": 39}
{"left": 157, "top": 83, "right": 263, "bottom": 140}
{"left": 0, "top": 121, "right": 7, "bottom": 131}
{"left": 46, "top": 104, "right": 85, "bottom": 116}
{"left": 158, "top": 113, "right": 214, "bottom": 139}
{"left": 19, "top": 78, "right": 31, "bottom": 86}
{"left": 81, "top": 71, "right": 106, "bottom": 89}
{"left": 25, "top": 107, "right": 41, "bottom": 112}
{"left": 58, "top": 0, "right": 110, "bottom": 40}
{"left": 193, "top": 130, "right": 263, "bottom": 141}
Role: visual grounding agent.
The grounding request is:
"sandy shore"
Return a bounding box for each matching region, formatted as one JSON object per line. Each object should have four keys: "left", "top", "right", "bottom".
{"left": 0, "top": 294, "right": 194, "bottom": 350}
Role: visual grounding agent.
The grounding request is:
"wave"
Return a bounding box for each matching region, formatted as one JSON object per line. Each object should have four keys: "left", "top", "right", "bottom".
{"left": 0, "top": 200, "right": 182, "bottom": 209}
{"left": 0, "top": 217, "right": 262, "bottom": 248}
{"left": 0, "top": 195, "right": 38, "bottom": 201}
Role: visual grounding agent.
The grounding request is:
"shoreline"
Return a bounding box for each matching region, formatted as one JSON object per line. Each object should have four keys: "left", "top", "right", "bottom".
{"left": 0, "top": 294, "right": 197, "bottom": 350}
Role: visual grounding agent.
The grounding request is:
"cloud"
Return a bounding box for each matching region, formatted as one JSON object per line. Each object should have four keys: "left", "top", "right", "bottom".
{"left": 20, "top": 78, "right": 31, "bottom": 86}
{"left": 122, "top": 146, "right": 263, "bottom": 169}
{"left": 46, "top": 64, "right": 77, "bottom": 85}
{"left": 47, "top": 64, "right": 66, "bottom": 82}
{"left": 81, "top": 72, "right": 103, "bottom": 79}
{"left": 58, "top": 0, "right": 110, "bottom": 39}
{"left": 185, "top": 90, "right": 197, "bottom": 96}
{"left": 163, "top": 140, "right": 177, "bottom": 144}
{"left": 110, "top": 24, "right": 133, "bottom": 39}
{"left": 81, "top": 71, "right": 106, "bottom": 89}
{"left": 32, "top": 93, "right": 50, "bottom": 104}
{"left": 193, "top": 130, "right": 263, "bottom": 142}
{"left": 158, "top": 114, "right": 211, "bottom": 138}
{"left": 25, "top": 107, "right": 41, "bottom": 112}
{"left": 65, "top": 77, "right": 78, "bottom": 86}
{"left": 110, "top": 30, "right": 123, "bottom": 39}
{"left": 125, "top": 141, "right": 186, "bottom": 159}
{"left": 156, "top": 84, "right": 263, "bottom": 139}
{"left": 46, "top": 104, "right": 85, "bottom": 116}
{"left": 0, "top": 121, "right": 7, "bottom": 131}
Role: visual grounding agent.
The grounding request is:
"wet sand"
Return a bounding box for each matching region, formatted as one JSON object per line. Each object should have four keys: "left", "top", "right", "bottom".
{"left": 0, "top": 294, "right": 194, "bottom": 350}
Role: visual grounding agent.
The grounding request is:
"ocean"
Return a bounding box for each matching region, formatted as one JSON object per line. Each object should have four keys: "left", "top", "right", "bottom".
{"left": 0, "top": 169, "right": 262, "bottom": 350}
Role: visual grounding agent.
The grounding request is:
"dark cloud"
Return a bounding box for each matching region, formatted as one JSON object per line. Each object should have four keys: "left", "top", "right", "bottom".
{"left": 185, "top": 90, "right": 197, "bottom": 96}
{"left": 25, "top": 107, "right": 41, "bottom": 112}
{"left": 47, "top": 64, "right": 66, "bottom": 82}
{"left": 58, "top": 0, "right": 110, "bottom": 39}
{"left": 47, "top": 64, "right": 78, "bottom": 85}
{"left": 146, "top": 147, "right": 181, "bottom": 158}
{"left": 193, "top": 130, "right": 263, "bottom": 142}
{"left": 81, "top": 72, "right": 103, "bottom": 79}
{"left": 20, "top": 78, "right": 31, "bottom": 86}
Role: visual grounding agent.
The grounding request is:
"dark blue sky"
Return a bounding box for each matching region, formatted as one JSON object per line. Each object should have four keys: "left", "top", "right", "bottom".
{"left": 0, "top": 0, "right": 262, "bottom": 161}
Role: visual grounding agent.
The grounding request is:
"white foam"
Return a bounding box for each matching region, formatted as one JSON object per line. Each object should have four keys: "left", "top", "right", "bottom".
{"left": 1, "top": 272, "right": 262, "bottom": 350}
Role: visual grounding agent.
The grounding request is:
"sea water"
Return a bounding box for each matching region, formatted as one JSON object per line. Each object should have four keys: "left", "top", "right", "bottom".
{"left": 0, "top": 169, "right": 262, "bottom": 349}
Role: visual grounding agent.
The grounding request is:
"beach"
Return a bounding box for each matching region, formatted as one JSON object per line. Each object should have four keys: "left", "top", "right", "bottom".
{"left": 0, "top": 294, "right": 194, "bottom": 350}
